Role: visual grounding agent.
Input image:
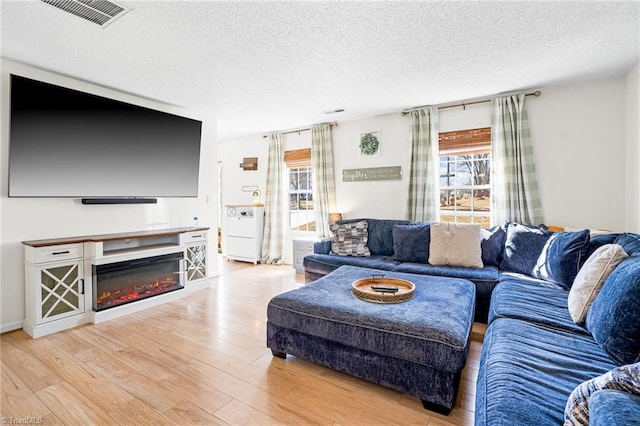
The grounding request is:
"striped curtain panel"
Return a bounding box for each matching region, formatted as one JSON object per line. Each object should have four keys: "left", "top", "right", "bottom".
{"left": 491, "top": 94, "right": 544, "bottom": 225}
{"left": 261, "top": 132, "right": 283, "bottom": 264}
{"left": 311, "top": 123, "right": 337, "bottom": 238}
{"left": 406, "top": 107, "right": 439, "bottom": 223}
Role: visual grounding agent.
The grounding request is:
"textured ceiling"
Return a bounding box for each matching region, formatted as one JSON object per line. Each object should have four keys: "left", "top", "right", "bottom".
{"left": 1, "top": 1, "right": 639, "bottom": 141}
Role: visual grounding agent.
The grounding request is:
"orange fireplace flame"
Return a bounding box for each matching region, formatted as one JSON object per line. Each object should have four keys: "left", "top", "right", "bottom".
{"left": 96, "top": 275, "right": 181, "bottom": 308}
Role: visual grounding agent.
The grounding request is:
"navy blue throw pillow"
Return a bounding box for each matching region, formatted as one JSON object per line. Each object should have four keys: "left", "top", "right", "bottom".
{"left": 500, "top": 223, "right": 552, "bottom": 276}
{"left": 532, "top": 229, "right": 590, "bottom": 288}
{"left": 481, "top": 223, "right": 507, "bottom": 267}
{"left": 392, "top": 224, "right": 431, "bottom": 263}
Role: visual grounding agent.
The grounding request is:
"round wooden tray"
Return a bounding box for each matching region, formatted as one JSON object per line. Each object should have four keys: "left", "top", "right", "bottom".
{"left": 352, "top": 276, "right": 415, "bottom": 304}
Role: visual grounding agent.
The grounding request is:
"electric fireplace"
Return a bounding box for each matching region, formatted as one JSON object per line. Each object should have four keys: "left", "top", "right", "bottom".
{"left": 93, "top": 252, "right": 184, "bottom": 311}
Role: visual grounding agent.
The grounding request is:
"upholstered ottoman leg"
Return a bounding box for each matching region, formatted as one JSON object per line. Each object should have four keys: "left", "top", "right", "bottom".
{"left": 271, "top": 349, "right": 287, "bottom": 359}
{"left": 422, "top": 399, "right": 452, "bottom": 415}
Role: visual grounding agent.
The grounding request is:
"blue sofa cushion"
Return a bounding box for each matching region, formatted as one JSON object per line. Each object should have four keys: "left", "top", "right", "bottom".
{"left": 303, "top": 253, "right": 400, "bottom": 278}
{"left": 615, "top": 233, "right": 640, "bottom": 255}
{"left": 337, "top": 218, "right": 411, "bottom": 256}
{"left": 532, "top": 229, "right": 590, "bottom": 289}
{"left": 481, "top": 223, "right": 507, "bottom": 267}
{"left": 564, "top": 362, "right": 640, "bottom": 425}
{"left": 590, "top": 390, "right": 640, "bottom": 426}
{"left": 475, "top": 318, "right": 617, "bottom": 426}
{"left": 489, "top": 279, "right": 589, "bottom": 335}
{"left": 501, "top": 223, "right": 552, "bottom": 276}
{"left": 393, "top": 262, "right": 499, "bottom": 283}
{"left": 499, "top": 271, "right": 566, "bottom": 289}
{"left": 392, "top": 223, "right": 430, "bottom": 263}
{"left": 586, "top": 255, "right": 640, "bottom": 365}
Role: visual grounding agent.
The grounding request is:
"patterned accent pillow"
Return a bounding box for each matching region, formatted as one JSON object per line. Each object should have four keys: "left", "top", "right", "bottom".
{"left": 330, "top": 220, "right": 370, "bottom": 257}
{"left": 564, "top": 362, "right": 640, "bottom": 425}
{"left": 567, "top": 244, "right": 628, "bottom": 324}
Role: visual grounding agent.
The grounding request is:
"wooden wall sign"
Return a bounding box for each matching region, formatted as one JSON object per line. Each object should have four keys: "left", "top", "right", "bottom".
{"left": 342, "top": 166, "right": 402, "bottom": 182}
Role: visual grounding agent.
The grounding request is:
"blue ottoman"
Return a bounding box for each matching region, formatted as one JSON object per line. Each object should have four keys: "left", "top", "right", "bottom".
{"left": 266, "top": 265, "right": 475, "bottom": 413}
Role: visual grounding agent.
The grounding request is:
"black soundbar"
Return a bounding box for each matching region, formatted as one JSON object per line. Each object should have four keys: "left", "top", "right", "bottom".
{"left": 81, "top": 198, "right": 158, "bottom": 205}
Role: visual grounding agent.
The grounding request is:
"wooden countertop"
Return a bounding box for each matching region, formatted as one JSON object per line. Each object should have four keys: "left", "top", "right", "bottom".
{"left": 22, "top": 226, "right": 210, "bottom": 247}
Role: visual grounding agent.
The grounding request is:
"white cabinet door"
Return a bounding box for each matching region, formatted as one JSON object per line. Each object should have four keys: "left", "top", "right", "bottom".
{"left": 34, "top": 260, "right": 85, "bottom": 324}
{"left": 226, "top": 237, "right": 257, "bottom": 259}
{"left": 185, "top": 243, "right": 207, "bottom": 283}
{"left": 226, "top": 217, "right": 256, "bottom": 238}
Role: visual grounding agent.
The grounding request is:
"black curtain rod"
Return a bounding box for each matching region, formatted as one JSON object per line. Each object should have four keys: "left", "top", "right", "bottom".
{"left": 401, "top": 90, "right": 541, "bottom": 116}
{"left": 262, "top": 122, "right": 338, "bottom": 139}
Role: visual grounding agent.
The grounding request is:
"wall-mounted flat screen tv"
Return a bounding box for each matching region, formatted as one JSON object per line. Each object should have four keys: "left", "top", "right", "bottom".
{"left": 8, "top": 74, "right": 202, "bottom": 199}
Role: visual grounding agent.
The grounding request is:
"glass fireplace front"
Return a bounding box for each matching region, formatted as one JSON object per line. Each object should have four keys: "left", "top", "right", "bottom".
{"left": 93, "top": 252, "right": 184, "bottom": 311}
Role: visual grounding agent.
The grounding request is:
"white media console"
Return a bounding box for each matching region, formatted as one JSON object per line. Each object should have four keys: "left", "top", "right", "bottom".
{"left": 22, "top": 227, "right": 210, "bottom": 338}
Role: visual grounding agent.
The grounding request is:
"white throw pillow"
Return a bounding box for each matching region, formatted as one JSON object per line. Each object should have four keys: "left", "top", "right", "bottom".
{"left": 567, "top": 244, "right": 628, "bottom": 324}
{"left": 429, "top": 222, "right": 483, "bottom": 268}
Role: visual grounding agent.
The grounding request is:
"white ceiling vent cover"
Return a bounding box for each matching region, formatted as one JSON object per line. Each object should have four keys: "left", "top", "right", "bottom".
{"left": 41, "top": 0, "right": 131, "bottom": 27}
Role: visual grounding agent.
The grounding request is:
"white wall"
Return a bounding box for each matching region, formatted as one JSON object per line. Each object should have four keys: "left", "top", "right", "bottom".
{"left": 0, "top": 60, "right": 218, "bottom": 331}
{"left": 625, "top": 62, "right": 640, "bottom": 233}
{"left": 331, "top": 78, "right": 630, "bottom": 232}
{"left": 219, "top": 74, "right": 635, "bottom": 266}
{"left": 527, "top": 77, "right": 627, "bottom": 231}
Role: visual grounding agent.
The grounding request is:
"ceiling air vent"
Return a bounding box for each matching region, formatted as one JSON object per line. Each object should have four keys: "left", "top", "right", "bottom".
{"left": 41, "top": 0, "right": 131, "bottom": 27}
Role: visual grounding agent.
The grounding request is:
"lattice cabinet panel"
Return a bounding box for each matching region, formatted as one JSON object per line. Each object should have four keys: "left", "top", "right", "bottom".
{"left": 37, "top": 261, "right": 85, "bottom": 323}
{"left": 185, "top": 243, "right": 207, "bottom": 283}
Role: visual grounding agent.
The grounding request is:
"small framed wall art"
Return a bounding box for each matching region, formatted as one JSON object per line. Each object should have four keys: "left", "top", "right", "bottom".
{"left": 359, "top": 131, "right": 380, "bottom": 157}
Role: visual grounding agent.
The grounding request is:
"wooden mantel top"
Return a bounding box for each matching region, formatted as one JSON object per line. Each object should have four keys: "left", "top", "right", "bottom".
{"left": 22, "top": 226, "right": 210, "bottom": 248}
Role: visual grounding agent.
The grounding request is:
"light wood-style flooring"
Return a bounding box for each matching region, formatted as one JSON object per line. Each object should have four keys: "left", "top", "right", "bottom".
{"left": 1, "top": 259, "right": 484, "bottom": 425}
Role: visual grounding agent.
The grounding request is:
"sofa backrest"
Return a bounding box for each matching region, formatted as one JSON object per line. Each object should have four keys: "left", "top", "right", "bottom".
{"left": 615, "top": 233, "right": 640, "bottom": 256}
{"left": 586, "top": 253, "right": 640, "bottom": 365}
{"left": 587, "top": 233, "right": 621, "bottom": 258}
{"left": 336, "top": 218, "right": 410, "bottom": 256}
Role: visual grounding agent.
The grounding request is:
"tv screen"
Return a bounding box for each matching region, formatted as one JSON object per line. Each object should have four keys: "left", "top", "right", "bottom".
{"left": 8, "top": 74, "right": 202, "bottom": 198}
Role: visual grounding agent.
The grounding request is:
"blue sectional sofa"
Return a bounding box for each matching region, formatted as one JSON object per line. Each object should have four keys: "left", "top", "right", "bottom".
{"left": 476, "top": 233, "right": 640, "bottom": 425}
{"left": 302, "top": 218, "right": 640, "bottom": 424}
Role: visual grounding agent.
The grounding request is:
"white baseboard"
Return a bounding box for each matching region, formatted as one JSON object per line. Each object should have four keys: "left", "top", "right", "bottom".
{"left": 23, "top": 314, "right": 93, "bottom": 338}
{"left": 1, "top": 321, "right": 23, "bottom": 334}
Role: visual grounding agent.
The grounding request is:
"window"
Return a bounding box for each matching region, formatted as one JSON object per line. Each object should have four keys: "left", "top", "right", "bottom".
{"left": 284, "top": 148, "right": 316, "bottom": 232}
{"left": 439, "top": 128, "right": 491, "bottom": 228}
